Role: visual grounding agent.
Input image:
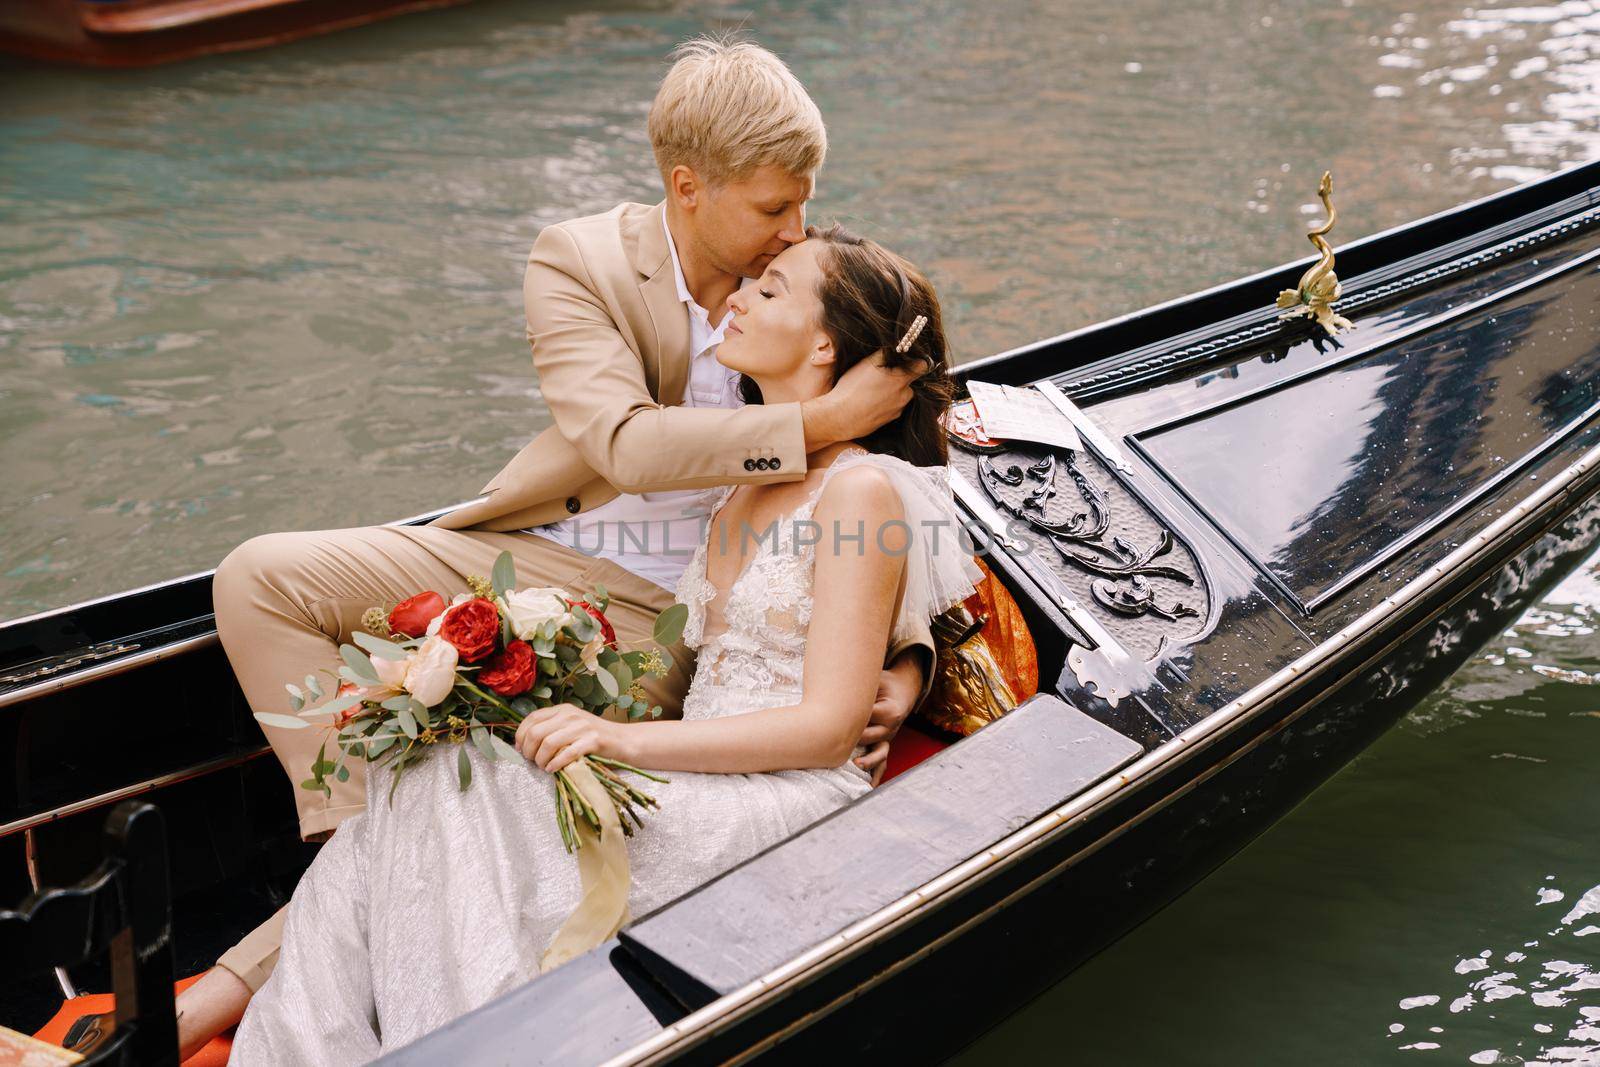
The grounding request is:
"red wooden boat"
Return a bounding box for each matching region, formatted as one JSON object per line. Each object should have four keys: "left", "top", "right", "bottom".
{"left": 0, "top": 0, "right": 473, "bottom": 67}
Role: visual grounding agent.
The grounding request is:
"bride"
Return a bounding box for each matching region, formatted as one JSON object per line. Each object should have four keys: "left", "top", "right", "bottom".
{"left": 229, "top": 223, "right": 982, "bottom": 1063}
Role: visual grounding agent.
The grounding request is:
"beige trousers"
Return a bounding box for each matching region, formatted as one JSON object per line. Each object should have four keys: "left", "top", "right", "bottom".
{"left": 209, "top": 523, "right": 691, "bottom": 992}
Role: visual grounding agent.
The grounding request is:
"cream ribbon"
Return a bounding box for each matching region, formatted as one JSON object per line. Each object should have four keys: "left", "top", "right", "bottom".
{"left": 539, "top": 759, "right": 632, "bottom": 972}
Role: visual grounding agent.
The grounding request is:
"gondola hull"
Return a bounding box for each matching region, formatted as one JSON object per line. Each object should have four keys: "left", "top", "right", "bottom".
{"left": 5, "top": 160, "right": 1600, "bottom": 1061}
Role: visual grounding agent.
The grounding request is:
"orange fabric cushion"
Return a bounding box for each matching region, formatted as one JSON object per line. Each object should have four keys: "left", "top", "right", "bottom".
{"left": 33, "top": 971, "right": 232, "bottom": 1067}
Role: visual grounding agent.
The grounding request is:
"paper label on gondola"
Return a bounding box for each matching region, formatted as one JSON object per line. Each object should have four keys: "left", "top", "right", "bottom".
{"left": 966, "top": 381, "right": 1084, "bottom": 453}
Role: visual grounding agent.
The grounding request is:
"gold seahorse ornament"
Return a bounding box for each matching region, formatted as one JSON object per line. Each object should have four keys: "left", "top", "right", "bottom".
{"left": 1276, "top": 170, "right": 1355, "bottom": 336}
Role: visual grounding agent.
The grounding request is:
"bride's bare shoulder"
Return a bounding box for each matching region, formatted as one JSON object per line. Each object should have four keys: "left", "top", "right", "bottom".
{"left": 812, "top": 462, "right": 905, "bottom": 525}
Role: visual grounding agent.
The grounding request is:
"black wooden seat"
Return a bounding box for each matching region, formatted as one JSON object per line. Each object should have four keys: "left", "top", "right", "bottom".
{"left": 0, "top": 801, "right": 178, "bottom": 1066}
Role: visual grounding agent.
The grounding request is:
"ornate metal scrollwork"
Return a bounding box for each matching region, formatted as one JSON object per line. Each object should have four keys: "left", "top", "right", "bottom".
{"left": 977, "top": 447, "right": 1203, "bottom": 626}
{"left": 1091, "top": 574, "right": 1199, "bottom": 621}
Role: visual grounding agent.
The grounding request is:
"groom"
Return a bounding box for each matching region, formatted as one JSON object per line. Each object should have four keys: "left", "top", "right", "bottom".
{"left": 155, "top": 35, "right": 935, "bottom": 1059}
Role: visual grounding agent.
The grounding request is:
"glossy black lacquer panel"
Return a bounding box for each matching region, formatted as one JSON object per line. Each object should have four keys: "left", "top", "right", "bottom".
{"left": 1134, "top": 249, "right": 1600, "bottom": 612}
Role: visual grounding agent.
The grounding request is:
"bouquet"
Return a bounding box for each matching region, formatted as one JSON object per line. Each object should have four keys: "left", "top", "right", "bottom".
{"left": 254, "top": 550, "right": 687, "bottom": 853}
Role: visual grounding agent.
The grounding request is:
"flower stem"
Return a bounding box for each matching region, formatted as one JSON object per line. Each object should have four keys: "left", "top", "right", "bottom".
{"left": 587, "top": 754, "right": 669, "bottom": 784}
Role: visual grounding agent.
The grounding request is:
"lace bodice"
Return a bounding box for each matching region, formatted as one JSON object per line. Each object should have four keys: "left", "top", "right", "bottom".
{"left": 673, "top": 447, "right": 873, "bottom": 695}
{"left": 672, "top": 446, "right": 982, "bottom": 702}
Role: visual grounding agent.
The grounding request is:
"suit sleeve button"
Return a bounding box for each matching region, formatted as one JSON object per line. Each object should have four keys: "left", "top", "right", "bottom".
{"left": 565, "top": 496, "right": 581, "bottom": 514}
{"left": 743, "top": 459, "right": 757, "bottom": 471}
{"left": 770, "top": 457, "right": 781, "bottom": 470}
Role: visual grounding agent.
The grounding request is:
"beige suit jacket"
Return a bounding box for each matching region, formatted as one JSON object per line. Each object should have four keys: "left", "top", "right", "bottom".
{"left": 425, "top": 200, "right": 808, "bottom": 533}
{"left": 425, "top": 200, "right": 937, "bottom": 707}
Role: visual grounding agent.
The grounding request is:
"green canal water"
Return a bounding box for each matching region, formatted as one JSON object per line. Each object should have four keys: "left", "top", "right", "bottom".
{"left": 2, "top": 0, "right": 1597, "bottom": 1061}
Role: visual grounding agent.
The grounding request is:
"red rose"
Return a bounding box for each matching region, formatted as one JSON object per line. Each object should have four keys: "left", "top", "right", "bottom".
{"left": 570, "top": 600, "right": 618, "bottom": 650}
{"left": 438, "top": 596, "right": 501, "bottom": 663}
{"left": 389, "top": 591, "right": 447, "bottom": 638}
{"left": 478, "top": 639, "right": 537, "bottom": 697}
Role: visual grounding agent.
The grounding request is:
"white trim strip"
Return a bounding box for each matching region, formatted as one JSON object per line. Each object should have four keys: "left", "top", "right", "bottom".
{"left": 1036, "top": 382, "right": 1133, "bottom": 473}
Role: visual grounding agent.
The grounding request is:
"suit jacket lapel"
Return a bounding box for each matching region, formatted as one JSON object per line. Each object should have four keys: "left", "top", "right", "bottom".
{"left": 631, "top": 201, "right": 690, "bottom": 406}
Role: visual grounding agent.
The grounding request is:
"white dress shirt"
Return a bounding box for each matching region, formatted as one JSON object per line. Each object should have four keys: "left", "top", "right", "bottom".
{"left": 522, "top": 211, "right": 749, "bottom": 591}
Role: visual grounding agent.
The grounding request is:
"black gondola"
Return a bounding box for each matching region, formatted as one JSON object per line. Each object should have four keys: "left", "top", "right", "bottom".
{"left": 5, "top": 161, "right": 1600, "bottom": 1063}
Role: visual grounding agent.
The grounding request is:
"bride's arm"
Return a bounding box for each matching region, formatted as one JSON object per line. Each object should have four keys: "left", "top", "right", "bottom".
{"left": 516, "top": 466, "right": 908, "bottom": 775}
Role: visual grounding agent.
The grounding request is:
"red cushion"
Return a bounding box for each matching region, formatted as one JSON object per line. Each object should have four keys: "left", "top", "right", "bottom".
{"left": 882, "top": 723, "right": 952, "bottom": 782}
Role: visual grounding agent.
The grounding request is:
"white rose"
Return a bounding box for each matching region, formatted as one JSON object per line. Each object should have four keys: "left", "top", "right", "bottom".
{"left": 404, "top": 635, "right": 459, "bottom": 707}
{"left": 498, "top": 587, "right": 575, "bottom": 640}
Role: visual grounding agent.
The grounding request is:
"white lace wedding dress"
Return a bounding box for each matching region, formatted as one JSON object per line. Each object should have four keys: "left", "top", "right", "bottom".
{"left": 229, "top": 447, "right": 979, "bottom": 1064}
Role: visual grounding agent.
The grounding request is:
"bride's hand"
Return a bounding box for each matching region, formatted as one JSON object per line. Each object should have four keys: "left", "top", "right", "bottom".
{"left": 514, "top": 703, "right": 623, "bottom": 775}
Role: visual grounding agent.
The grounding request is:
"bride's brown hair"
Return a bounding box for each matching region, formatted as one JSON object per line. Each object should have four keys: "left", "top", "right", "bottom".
{"left": 737, "top": 223, "right": 954, "bottom": 467}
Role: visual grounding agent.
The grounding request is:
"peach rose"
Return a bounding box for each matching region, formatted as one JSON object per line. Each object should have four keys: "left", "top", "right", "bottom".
{"left": 403, "top": 635, "right": 460, "bottom": 707}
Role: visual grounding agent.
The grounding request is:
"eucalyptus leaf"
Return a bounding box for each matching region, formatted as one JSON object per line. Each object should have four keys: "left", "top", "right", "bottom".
{"left": 653, "top": 603, "right": 688, "bottom": 647}
{"left": 305, "top": 674, "right": 324, "bottom": 699}
{"left": 380, "top": 696, "right": 414, "bottom": 712}
{"left": 471, "top": 725, "right": 496, "bottom": 760}
{"left": 367, "top": 735, "right": 398, "bottom": 759}
{"left": 628, "top": 705, "right": 646, "bottom": 721}
{"left": 308, "top": 692, "right": 362, "bottom": 718}
{"left": 289, "top": 694, "right": 305, "bottom": 712}
{"left": 610, "top": 660, "right": 633, "bottom": 690}
{"left": 353, "top": 632, "right": 408, "bottom": 661}
{"left": 397, "top": 708, "right": 419, "bottom": 739}
{"left": 336, "top": 765, "right": 350, "bottom": 782}
{"left": 256, "top": 712, "right": 311, "bottom": 730}
{"left": 570, "top": 612, "right": 596, "bottom": 641}
{"left": 510, "top": 697, "right": 536, "bottom": 717}
{"left": 595, "top": 668, "right": 618, "bottom": 699}
{"left": 340, "top": 644, "right": 381, "bottom": 683}
{"left": 457, "top": 745, "right": 472, "bottom": 791}
{"left": 491, "top": 551, "right": 516, "bottom": 598}
{"left": 531, "top": 686, "right": 552, "bottom": 700}
{"left": 489, "top": 733, "right": 522, "bottom": 763}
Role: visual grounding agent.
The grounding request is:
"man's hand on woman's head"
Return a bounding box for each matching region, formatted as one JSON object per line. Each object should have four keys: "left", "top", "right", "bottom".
{"left": 801, "top": 350, "right": 928, "bottom": 450}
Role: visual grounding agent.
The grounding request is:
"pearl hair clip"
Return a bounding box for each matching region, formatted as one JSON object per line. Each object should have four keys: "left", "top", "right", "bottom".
{"left": 895, "top": 314, "right": 928, "bottom": 354}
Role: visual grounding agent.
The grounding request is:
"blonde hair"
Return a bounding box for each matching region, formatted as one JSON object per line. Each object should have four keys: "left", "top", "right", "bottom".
{"left": 647, "top": 36, "right": 826, "bottom": 186}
